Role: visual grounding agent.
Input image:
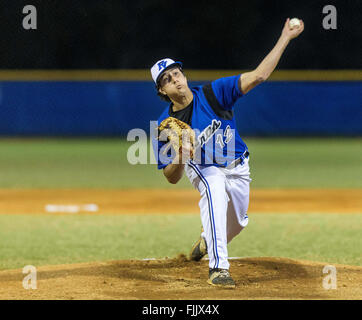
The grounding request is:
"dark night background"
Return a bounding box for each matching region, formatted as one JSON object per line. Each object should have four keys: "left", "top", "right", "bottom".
{"left": 0, "top": 0, "right": 361, "bottom": 69}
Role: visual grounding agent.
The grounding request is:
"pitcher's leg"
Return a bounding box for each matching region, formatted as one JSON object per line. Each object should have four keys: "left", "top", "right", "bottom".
{"left": 226, "top": 194, "right": 249, "bottom": 243}
{"left": 188, "top": 163, "right": 230, "bottom": 270}
{"left": 225, "top": 165, "right": 251, "bottom": 243}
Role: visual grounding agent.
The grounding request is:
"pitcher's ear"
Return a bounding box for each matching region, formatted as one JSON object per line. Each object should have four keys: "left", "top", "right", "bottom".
{"left": 159, "top": 87, "right": 166, "bottom": 95}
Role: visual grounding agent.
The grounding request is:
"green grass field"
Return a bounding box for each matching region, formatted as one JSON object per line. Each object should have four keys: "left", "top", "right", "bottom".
{"left": 0, "top": 213, "right": 361, "bottom": 270}
{"left": 0, "top": 137, "right": 361, "bottom": 189}
{"left": 0, "top": 138, "right": 361, "bottom": 270}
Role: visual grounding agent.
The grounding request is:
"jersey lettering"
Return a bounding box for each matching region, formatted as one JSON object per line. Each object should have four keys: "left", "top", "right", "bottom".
{"left": 224, "top": 125, "right": 233, "bottom": 143}
{"left": 216, "top": 134, "right": 225, "bottom": 148}
{"left": 196, "top": 119, "right": 222, "bottom": 148}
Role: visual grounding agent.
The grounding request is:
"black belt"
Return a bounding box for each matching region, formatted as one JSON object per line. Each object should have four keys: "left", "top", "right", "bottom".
{"left": 221, "top": 150, "right": 249, "bottom": 169}
{"left": 233, "top": 151, "right": 249, "bottom": 166}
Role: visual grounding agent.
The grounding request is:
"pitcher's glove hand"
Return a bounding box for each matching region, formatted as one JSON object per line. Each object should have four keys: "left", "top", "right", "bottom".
{"left": 157, "top": 117, "right": 195, "bottom": 160}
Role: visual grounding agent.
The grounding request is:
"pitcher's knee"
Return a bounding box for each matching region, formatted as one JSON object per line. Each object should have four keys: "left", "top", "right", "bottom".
{"left": 238, "top": 214, "right": 249, "bottom": 228}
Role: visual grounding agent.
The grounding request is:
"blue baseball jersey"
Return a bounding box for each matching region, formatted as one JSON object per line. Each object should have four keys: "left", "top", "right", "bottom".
{"left": 153, "top": 75, "right": 248, "bottom": 169}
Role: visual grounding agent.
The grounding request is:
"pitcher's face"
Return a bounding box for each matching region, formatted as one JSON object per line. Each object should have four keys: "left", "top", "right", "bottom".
{"left": 158, "top": 67, "right": 189, "bottom": 99}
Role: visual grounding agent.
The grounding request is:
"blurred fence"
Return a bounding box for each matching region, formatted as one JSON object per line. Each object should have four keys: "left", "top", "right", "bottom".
{"left": 0, "top": 70, "right": 361, "bottom": 136}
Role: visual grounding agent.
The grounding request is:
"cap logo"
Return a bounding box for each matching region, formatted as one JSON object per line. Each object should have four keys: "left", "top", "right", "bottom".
{"left": 157, "top": 60, "right": 167, "bottom": 71}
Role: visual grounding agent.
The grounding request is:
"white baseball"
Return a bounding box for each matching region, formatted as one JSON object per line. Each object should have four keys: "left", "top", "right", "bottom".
{"left": 289, "top": 18, "right": 301, "bottom": 29}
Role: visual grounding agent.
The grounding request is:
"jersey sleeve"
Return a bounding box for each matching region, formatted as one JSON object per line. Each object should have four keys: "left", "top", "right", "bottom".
{"left": 211, "top": 75, "right": 243, "bottom": 110}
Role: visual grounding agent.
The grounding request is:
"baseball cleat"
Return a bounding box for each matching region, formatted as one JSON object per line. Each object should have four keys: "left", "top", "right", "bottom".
{"left": 189, "top": 234, "right": 207, "bottom": 261}
{"left": 207, "top": 268, "right": 236, "bottom": 288}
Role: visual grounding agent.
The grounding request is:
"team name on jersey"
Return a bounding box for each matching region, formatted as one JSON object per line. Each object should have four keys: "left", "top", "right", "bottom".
{"left": 196, "top": 119, "right": 222, "bottom": 148}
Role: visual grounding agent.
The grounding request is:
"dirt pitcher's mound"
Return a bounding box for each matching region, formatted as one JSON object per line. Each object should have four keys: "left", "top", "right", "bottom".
{"left": 0, "top": 257, "right": 361, "bottom": 300}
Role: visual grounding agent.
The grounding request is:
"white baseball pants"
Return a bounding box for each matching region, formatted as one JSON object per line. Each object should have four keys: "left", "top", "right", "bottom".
{"left": 185, "top": 158, "right": 251, "bottom": 270}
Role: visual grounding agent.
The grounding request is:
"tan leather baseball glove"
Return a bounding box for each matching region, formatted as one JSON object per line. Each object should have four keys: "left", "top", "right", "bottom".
{"left": 157, "top": 117, "right": 195, "bottom": 160}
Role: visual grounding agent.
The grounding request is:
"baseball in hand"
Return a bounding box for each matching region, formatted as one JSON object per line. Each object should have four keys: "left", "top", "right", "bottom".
{"left": 289, "top": 18, "right": 301, "bottom": 29}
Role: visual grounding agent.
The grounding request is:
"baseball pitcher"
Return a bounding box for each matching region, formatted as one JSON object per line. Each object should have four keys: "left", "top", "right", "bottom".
{"left": 151, "top": 18, "right": 304, "bottom": 287}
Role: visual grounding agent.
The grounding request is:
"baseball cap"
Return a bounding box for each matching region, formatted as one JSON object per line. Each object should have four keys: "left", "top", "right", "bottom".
{"left": 150, "top": 58, "right": 183, "bottom": 84}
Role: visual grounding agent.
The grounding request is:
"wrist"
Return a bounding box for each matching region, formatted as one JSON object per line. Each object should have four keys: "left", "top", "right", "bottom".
{"left": 277, "top": 35, "right": 291, "bottom": 50}
{"left": 279, "top": 34, "right": 291, "bottom": 44}
{"left": 172, "top": 154, "right": 180, "bottom": 164}
{"left": 171, "top": 154, "right": 185, "bottom": 166}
